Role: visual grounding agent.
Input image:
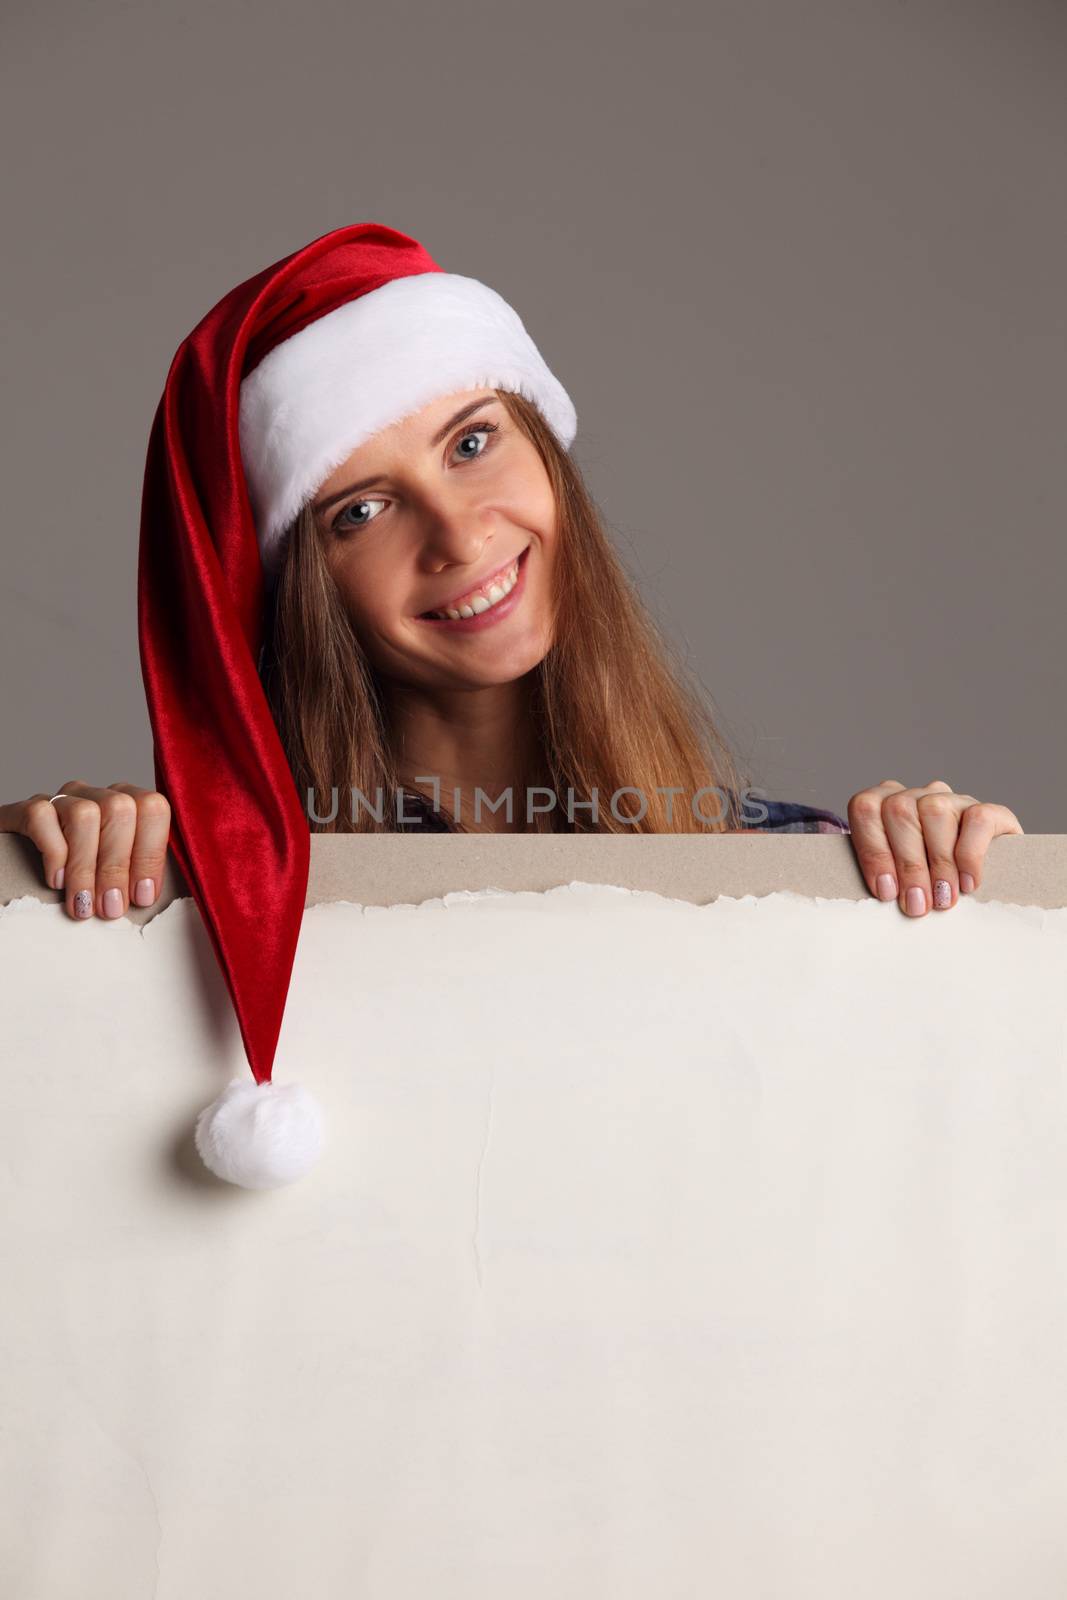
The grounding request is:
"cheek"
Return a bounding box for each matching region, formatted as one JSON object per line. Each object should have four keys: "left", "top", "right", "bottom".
{"left": 331, "top": 567, "right": 402, "bottom": 640}
{"left": 534, "top": 475, "right": 559, "bottom": 541}
{"left": 508, "top": 476, "right": 557, "bottom": 548}
{"left": 534, "top": 506, "right": 559, "bottom": 567}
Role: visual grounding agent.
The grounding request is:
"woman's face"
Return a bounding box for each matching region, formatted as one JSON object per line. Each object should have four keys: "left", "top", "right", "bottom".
{"left": 312, "top": 388, "right": 558, "bottom": 691}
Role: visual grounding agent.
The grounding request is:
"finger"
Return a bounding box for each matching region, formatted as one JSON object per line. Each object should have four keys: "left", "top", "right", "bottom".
{"left": 50, "top": 790, "right": 101, "bottom": 921}
{"left": 880, "top": 788, "right": 935, "bottom": 917}
{"left": 846, "top": 781, "right": 909, "bottom": 902}
{"left": 955, "top": 803, "right": 1026, "bottom": 894}
{"left": 4, "top": 793, "right": 71, "bottom": 890}
{"left": 61, "top": 783, "right": 142, "bottom": 919}
{"left": 915, "top": 790, "right": 972, "bottom": 911}
{"left": 107, "top": 784, "right": 171, "bottom": 907}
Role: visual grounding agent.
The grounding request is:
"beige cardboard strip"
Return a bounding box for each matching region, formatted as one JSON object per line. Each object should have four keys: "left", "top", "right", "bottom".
{"left": 1, "top": 831, "right": 1063, "bottom": 921}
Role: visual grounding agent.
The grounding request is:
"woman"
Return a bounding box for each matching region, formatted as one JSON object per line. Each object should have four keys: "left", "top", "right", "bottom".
{"left": 0, "top": 222, "right": 1027, "bottom": 1187}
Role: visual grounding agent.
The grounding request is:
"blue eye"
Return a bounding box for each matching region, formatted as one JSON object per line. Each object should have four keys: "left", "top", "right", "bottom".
{"left": 453, "top": 420, "right": 499, "bottom": 461}
{"left": 335, "top": 497, "right": 385, "bottom": 532}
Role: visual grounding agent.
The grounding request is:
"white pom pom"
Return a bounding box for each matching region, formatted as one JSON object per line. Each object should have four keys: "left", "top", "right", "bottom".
{"left": 194, "top": 1078, "right": 325, "bottom": 1189}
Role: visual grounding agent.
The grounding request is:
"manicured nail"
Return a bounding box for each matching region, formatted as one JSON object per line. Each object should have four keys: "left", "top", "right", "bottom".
{"left": 876, "top": 872, "right": 897, "bottom": 900}
{"left": 933, "top": 879, "right": 952, "bottom": 909}
{"left": 73, "top": 889, "right": 93, "bottom": 919}
{"left": 960, "top": 872, "right": 975, "bottom": 894}
{"left": 905, "top": 885, "right": 926, "bottom": 916}
{"left": 133, "top": 877, "right": 156, "bottom": 907}
{"left": 103, "top": 887, "right": 124, "bottom": 918}
{"left": 54, "top": 865, "right": 65, "bottom": 890}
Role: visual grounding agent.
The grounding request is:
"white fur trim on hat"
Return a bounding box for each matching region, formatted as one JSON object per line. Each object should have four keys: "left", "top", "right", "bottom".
{"left": 239, "top": 271, "right": 577, "bottom": 571}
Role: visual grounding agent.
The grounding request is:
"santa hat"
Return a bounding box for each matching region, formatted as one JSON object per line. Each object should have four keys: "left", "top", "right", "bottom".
{"left": 137, "top": 221, "right": 577, "bottom": 1189}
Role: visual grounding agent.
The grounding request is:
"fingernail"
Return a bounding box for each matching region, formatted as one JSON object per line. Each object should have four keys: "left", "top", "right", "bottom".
{"left": 876, "top": 872, "right": 897, "bottom": 900}
{"left": 103, "top": 887, "right": 124, "bottom": 918}
{"left": 933, "top": 879, "right": 952, "bottom": 909}
{"left": 133, "top": 877, "right": 156, "bottom": 907}
{"left": 905, "top": 885, "right": 926, "bottom": 916}
{"left": 960, "top": 872, "right": 975, "bottom": 894}
{"left": 73, "top": 889, "right": 93, "bottom": 919}
{"left": 54, "top": 866, "right": 65, "bottom": 890}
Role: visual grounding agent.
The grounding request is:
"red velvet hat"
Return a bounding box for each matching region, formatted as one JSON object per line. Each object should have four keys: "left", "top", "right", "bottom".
{"left": 137, "top": 221, "right": 577, "bottom": 1189}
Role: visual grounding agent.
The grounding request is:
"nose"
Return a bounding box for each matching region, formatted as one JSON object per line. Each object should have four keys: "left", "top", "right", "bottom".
{"left": 415, "top": 484, "right": 496, "bottom": 572}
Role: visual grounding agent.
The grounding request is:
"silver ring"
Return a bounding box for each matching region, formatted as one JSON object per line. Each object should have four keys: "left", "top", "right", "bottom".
{"left": 48, "top": 793, "right": 71, "bottom": 804}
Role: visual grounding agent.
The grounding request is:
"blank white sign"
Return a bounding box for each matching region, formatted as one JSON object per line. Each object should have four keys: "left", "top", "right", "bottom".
{"left": 2, "top": 883, "right": 1066, "bottom": 1598}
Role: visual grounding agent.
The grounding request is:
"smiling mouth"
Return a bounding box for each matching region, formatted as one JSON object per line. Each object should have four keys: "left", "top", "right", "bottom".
{"left": 417, "top": 545, "right": 530, "bottom": 621}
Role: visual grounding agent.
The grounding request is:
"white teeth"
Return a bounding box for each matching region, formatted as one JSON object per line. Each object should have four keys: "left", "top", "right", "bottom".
{"left": 432, "top": 557, "right": 521, "bottom": 620}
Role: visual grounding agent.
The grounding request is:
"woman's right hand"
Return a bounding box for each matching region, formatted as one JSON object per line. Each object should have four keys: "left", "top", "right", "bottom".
{"left": 0, "top": 780, "right": 172, "bottom": 920}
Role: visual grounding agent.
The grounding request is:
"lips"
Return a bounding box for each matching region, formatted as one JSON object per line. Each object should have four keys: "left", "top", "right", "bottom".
{"left": 418, "top": 546, "right": 529, "bottom": 618}
{"left": 416, "top": 544, "right": 530, "bottom": 630}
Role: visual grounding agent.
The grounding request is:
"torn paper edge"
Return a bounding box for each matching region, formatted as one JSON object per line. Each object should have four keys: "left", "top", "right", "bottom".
{"left": 1, "top": 882, "right": 1060, "bottom": 937}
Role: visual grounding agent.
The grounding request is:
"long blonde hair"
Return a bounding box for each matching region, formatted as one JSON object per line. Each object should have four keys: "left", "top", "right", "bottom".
{"left": 259, "top": 389, "right": 752, "bottom": 833}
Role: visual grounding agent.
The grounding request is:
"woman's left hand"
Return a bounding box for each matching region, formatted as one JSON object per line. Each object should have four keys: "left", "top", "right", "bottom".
{"left": 846, "top": 779, "right": 1024, "bottom": 916}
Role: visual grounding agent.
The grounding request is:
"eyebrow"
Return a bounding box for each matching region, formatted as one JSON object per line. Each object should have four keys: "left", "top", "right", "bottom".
{"left": 311, "top": 394, "right": 501, "bottom": 516}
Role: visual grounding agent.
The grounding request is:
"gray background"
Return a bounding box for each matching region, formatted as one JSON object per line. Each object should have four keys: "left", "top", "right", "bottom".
{"left": 2, "top": 0, "right": 1063, "bottom": 829}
